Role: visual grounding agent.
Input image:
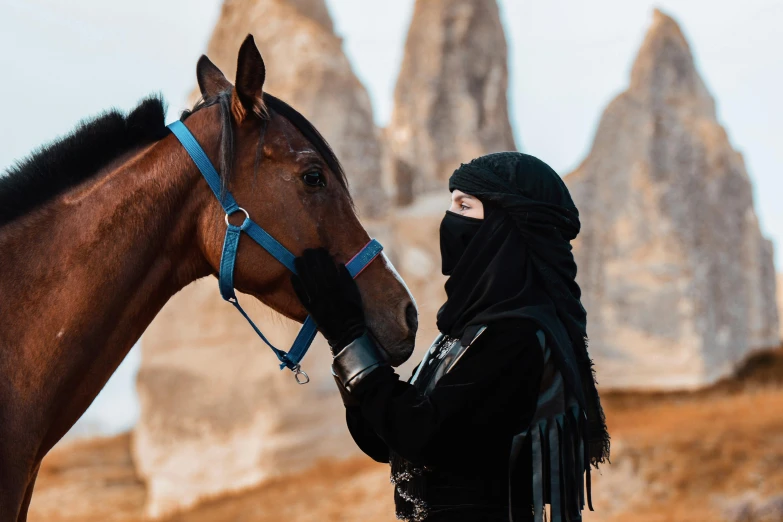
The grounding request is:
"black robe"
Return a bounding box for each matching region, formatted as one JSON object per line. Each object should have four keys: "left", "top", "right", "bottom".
{"left": 342, "top": 151, "right": 604, "bottom": 521}
{"left": 345, "top": 318, "right": 546, "bottom": 521}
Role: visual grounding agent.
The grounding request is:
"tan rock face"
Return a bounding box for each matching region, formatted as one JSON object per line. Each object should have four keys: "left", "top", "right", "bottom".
{"left": 777, "top": 273, "right": 783, "bottom": 342}
{"left": 284, "top": 0, "right": 333, "bottom": 32}
{"left": 132, "top": 1, "right": 391, "bottom": 516}
{"left": 565, "top": 10, "right": 779, "bottom": 390}
{"left": 390, "top": 194, "right": 450, "bottom": 368}
{"left": 385, "top": 0, "right": 516, "bottom": 204}
{"left": 199, "top": 0, "right": 386, "bottom": 218}
{"left": 133, "top": 279, "right": 359, "bottom": 517}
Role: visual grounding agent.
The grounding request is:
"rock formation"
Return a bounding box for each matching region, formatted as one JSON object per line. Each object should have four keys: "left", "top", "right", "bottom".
{"left": 378, "top": 0, "right": 521, "bottom": 373}
{"left": 778, "top": 273, "right": 783, "bottom": 342}
{"left": 391, "top": 194, "right": 451, "bottom": 351}
{"left": 133, "top": 1, "right": 388, "bottom": 517}
{"left": 284, "top": 0, "right": 333, "bottom": 32}
{"left": 565, "top": 10, "right": 779, "bottom": 389}
{"left": 133, "top": 279, "right": 361, "bottom": 517}
{"left": 385, "top": 0, "right": 516, "bottom": 204}
{"left": 195, "top": 0, "right": 385, "bottom": 218}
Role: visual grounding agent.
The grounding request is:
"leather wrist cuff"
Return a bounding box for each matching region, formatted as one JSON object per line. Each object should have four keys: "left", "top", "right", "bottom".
{"left": 332, "top": 332, "right": 386, "bottom": 393}
{"left": 327, "top": 324, "right": 366, "bottom": 354}
{"left": 331, "top": 371, "right": 361, "bottom": 407}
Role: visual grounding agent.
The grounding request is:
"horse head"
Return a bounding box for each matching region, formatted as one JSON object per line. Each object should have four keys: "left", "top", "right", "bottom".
{"left": 185, "top": 35, "right": 417, "bottom": 366}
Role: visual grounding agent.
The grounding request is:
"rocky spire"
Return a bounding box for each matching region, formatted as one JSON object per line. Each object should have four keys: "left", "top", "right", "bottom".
{"left": 629, "top": 9, "right": 715, "bottom": 117}
{"left": 778, "top": 273, "right": 783, "bottom": 342}
{"left": 385, "top": 0, "right": 516, "bottom": 204}
{"left": 284, "top": 0, "right": 333, "bottom": 32}
{"left": 133, "top": 2, "right": 386, "bottom": 517}
{"left": 195, "top": 0, "right": 385, "bottom": 217}
{"left": 565, "top": 10, "right": 779, "bottom": 389}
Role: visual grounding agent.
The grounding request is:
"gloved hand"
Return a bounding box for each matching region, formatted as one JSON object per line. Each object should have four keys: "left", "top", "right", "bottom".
{"left": 291, "top": 248, "right": 366, "bottom": 353}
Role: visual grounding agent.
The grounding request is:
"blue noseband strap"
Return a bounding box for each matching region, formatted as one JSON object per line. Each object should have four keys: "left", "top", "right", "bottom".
{"left": 168, "top": 120, "right": 383, "bottom": 382}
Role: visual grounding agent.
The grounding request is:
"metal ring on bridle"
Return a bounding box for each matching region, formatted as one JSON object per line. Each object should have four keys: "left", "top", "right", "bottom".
{"left": 225, "top": 207, "right": 250, "bottom": 227}
{"left": 292, "top": 364, "right": 310, "bottom": 385}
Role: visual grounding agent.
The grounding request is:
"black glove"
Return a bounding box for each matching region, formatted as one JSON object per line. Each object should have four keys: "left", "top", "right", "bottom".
{"left": 291, "top": 248, "right": 366, "bottom": 353}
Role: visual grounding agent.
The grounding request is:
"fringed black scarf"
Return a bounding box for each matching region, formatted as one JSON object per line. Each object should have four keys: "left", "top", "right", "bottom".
{"left": 443, "top": 152, "right": 610, "bottom": 468}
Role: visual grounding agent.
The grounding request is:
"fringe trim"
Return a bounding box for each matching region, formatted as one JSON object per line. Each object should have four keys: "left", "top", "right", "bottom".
{"left": 390, "top": 452, "right": 429, "bottom": 521}
{"left": 580, "top": 334, "right": 611, "bottom": 468}
{"left": 529, "top": 405, "right": 591, "bottom": 522}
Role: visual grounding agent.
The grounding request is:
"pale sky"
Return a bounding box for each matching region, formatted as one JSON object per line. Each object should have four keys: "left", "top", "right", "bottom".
{"left": 2, "top": 0, "right": 781, "bottom": 437}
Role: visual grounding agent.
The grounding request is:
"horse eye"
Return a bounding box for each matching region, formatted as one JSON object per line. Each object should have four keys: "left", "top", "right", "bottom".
{"left": 302, "top": 171, "right": 325, "bottom": 188}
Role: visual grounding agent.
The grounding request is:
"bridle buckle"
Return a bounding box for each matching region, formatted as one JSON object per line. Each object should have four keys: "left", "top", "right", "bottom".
{"left": 292, "top": 364, "right": 310, "bottom": 385}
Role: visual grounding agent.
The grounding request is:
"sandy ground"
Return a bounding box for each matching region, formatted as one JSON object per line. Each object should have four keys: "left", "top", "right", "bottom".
{"left": 30, "top": 435, "right": 396, "bottom": 522}
{"left": 27, "top": 347, "right": 783, "bottom": 522}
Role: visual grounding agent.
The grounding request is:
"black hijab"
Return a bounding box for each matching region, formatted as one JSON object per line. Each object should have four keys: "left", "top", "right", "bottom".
{"left": 437, "top": 151, "right": 610, "bottom": 467}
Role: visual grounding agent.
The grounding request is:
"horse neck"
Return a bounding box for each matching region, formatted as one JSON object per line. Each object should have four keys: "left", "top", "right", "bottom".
{"left": 0, "top": 108, "right": 219, "bottom": 448}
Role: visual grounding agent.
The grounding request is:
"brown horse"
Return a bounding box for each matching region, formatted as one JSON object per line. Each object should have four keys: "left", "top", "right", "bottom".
{"left": 0, "top": 35, "right": 417, "bottom": 521}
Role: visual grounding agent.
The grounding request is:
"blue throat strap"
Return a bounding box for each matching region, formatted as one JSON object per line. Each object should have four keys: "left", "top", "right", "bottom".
{"left": 168, "top": 120, "right": 383, "bottom": 384}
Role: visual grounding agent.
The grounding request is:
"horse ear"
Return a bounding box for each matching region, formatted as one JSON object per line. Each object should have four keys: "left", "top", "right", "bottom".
{"left": 197, "top": 55, "right": 231, "bottom": 98}
{"left": 234, "top": 34, "right": 266, "bottom": 117}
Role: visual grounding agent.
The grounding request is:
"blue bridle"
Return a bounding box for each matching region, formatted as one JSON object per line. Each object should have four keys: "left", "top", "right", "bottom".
{"left": 168, "top": 120, "right": 383, "bottom": 384}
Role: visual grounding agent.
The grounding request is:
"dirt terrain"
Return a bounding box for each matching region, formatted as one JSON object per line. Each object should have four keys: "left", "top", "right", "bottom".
{"left": 28, "top": 347, "right": 783, "bottom": 522}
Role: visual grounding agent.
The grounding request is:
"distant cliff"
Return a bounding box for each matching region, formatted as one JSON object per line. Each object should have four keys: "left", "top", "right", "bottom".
{"left": 778, "top": 273, "right": 783, "bottom": 341}
{"left": 380, "top": 0, "right": 516, "bottom": 361}
{"left": 384, "top": 0, "right": 516, "bottom": 204}
{"left": 565, "top": 10, "right": 779, "bottom": 389}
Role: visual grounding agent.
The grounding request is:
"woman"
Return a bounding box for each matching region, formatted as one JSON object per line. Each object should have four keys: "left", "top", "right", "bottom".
{"left": 291, "top": 152, "right": 610, "bottom": 522}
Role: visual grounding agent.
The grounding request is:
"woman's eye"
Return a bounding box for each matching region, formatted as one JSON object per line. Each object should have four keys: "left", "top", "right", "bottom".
{"left": 302, "top": 171, "right": 325, "bottom": 188}
{"left": 460, "top": 204, "right": 470, "bottom": 211}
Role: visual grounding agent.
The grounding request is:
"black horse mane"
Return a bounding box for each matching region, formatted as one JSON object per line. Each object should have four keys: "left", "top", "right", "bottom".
{"left": 0, "top": 95, "right": 168, "bottom": 226}
{"left": 0, "top": 89, "right": 349, "bottom": 227}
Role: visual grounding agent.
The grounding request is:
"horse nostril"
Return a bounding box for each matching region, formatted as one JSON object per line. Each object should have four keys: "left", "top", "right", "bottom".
{"left": 405, "top": 303, "right": 418, "bottom": 334}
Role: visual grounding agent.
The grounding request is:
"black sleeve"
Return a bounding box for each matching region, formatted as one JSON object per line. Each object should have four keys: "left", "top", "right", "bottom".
{"left": 344, "top": 361, "right": 422, "bottom": 463}
{"left": 348, "top": 321, "right": 544, "bottom": 467}
{"left": 345, "top": 406, "right": 390, "bottom": 463}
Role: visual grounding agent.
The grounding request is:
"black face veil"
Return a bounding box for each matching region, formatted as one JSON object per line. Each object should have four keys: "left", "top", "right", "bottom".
{"left": 438, "top": 151, "right": 610, "bottom": 468}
